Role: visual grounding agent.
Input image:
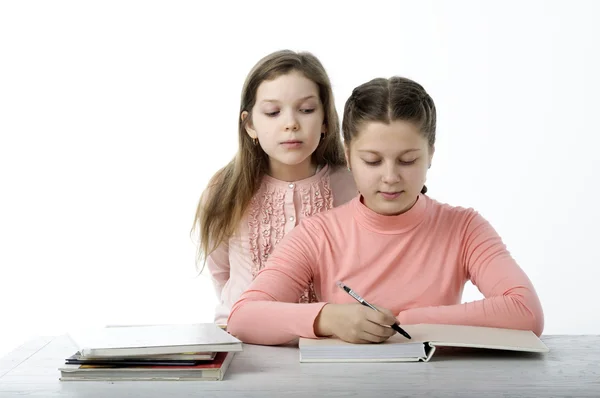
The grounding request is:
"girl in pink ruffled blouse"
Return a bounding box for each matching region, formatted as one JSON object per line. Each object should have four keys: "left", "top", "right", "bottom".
{"left": 192, "top": 50, "right": 357, "bottom": 324}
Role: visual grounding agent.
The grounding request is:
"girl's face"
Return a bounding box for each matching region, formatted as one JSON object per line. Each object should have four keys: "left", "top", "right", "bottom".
{"left": 346, "top": 120, "right": 434, "bottom": 216}
{"left": 243, "top": 71, "right": 325, "bottom": 178}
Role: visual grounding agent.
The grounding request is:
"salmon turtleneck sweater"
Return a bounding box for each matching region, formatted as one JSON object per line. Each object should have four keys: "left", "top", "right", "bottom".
{"left": 227, "top": 194, "right": 544, "bottom": 345}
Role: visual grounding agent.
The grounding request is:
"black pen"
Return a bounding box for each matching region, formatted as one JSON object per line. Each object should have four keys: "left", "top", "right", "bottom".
{"left": 336, "top": 281, "right": 411, "bottom": 339}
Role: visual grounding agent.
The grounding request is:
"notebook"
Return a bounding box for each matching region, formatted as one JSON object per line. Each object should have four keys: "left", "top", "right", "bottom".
{"left": 59, "top": 351, "right": 235, "bottom": 381}
{"left": 68, "top": 323, "right": 242, "bottom": 358}
{"left": 299, "top": 324, "right": 549, "bottom": 363}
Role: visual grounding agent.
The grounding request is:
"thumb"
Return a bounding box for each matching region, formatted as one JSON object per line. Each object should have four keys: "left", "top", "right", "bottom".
{"left": 374, "top": 306, "right": 398, "bottom": 324}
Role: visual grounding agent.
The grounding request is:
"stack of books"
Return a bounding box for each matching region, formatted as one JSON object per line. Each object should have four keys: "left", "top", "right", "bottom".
{"left": 59, "top": 323, "right": 242, "bottom": 381}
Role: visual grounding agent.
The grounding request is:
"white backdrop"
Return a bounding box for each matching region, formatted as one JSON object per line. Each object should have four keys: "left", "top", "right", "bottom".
{"left": 1, "top": 0, "right": 599, "bottom": 357}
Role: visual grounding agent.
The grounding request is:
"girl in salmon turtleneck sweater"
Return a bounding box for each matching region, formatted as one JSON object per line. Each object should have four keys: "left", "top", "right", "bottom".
{"left": 227, "top": 76, "right": 544, "bottom": 345}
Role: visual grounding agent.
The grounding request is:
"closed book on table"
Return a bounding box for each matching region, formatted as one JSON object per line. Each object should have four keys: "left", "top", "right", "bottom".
{"left": 60, "top": 351, "right": 235, "bottom": 381}
{"left": 68, "top": 323, "right": 242, "bottom": 358}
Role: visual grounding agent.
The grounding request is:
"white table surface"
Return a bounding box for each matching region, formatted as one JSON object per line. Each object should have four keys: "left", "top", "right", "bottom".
{"left": 1, "top": 334, "right": 599, "bottom": 397}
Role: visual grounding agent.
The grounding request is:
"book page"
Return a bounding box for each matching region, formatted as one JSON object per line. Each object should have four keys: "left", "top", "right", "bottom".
{"left": 403, "top": 324, "right": 549, "bottom": 352}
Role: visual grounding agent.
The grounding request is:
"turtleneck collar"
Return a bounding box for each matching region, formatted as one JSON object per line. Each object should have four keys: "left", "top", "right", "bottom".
{"left": 352, "top": 193, "right": 428, "bottom": 234}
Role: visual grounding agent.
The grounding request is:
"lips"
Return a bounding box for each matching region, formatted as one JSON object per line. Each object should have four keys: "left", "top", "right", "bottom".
{"left": 280, "top": 140, "right": 303, "bottom": 149}
{"left": 379, "top": 191, "right": 403, "bottom": 200}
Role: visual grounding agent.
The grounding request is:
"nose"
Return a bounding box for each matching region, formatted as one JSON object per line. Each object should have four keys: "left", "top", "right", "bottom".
{"left": 381, "top": 162, "right": 401, "bottom": 185}
{"left": 283, "top": 111, "right": 299, "bottom": 131}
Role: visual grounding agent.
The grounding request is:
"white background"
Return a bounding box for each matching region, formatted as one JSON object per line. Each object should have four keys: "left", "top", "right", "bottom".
{"left": 1, "top": 0, "right": 599, "bottom": 357}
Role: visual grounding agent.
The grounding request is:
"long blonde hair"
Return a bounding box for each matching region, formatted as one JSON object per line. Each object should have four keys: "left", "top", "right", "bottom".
{"left": 192, "top": 50, "right": 346, "bottom": 269}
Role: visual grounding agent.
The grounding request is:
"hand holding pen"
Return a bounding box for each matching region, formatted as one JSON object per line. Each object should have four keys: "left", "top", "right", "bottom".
{"left": 313, "top": 281, "right": 410, "bottom": 344}
{"left": 336, "top": 281, "right": 411, "bottom": 340}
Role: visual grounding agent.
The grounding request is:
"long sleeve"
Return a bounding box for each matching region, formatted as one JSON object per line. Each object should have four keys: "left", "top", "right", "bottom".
{"left": 205, "top": 239, "right": 230, "bottom": 298}
{"left": 397, "top": 212, "right": 544, "bottom": 336}
{"left": 226, "top": 220, "right": 326, "bottom": 345}
{"left": 198, "top": 178, "right": 231, "bottom": 302}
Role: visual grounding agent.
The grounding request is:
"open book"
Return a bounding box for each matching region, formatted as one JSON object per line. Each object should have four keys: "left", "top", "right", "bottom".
{"left": 299, "top": 324, "right": 549, "bottom": 363}
{"left": 68, "top": 323, "right": 242, "bottom": 358}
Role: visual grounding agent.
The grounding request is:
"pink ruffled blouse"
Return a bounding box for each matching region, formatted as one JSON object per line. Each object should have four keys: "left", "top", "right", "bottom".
{"left": 206, "top": 164, "right": 357, "bottom": 324}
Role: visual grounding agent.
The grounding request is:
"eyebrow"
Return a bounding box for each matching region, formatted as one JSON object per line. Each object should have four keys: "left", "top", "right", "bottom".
{"left": 357, "top": 149, "right": 421, "bottom": 155}
{"left": 260, "top": 95, "right": 318, "bottom": 104}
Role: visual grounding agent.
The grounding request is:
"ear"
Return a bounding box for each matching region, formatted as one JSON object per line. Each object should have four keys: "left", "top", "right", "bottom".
{"left": 428, "top": 145, "right": 435, "bottom": 168}
{"left": 321, "top": 122, "right": 327, "bottom": 135}
{"left": 241, "top": 111, "right": 257, "bottom": 139}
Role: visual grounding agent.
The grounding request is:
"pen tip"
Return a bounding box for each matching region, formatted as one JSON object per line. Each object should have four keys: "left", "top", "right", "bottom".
{"left": 335, "top": 281, "right": 343, "bottom": 288}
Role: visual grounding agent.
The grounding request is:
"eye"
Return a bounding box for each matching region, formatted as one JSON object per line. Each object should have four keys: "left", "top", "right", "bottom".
{"left": 399, "top": 159, "right": 417, "bottom": 165}
{"left": 300, "top": 108, "right": 316, "bottom": 114}
{"left": 363, "top": 160, "right": 381, "bottom": 166}
{"left": 265, "top": 111, "right": 280, "bottom": 117}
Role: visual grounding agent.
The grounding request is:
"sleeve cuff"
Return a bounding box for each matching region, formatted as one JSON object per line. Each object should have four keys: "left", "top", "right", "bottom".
{"left": 295, "top": 302, "right": 328, "bottom": 339}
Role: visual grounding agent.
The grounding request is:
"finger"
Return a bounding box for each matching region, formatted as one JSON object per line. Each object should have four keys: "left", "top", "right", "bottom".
{"left": 374, "top": 306, "right": 398, "bottom": 323}
{"left": 355, "top": 338, "right": 374, "bottom": 344}
{"left": 362, "top": 319, "right": 397, "bottom": 339}
{"left": 365, "top": 307, "right": 398, "bottom": 327}
{"left": 336, "top": 333, "right": 373, "bottom": 344}
{"left": 377, "top": 306, "right": 397, "bottom": 318}
{"left": 358, "top": 329, "right": 394, "bottom": 343}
